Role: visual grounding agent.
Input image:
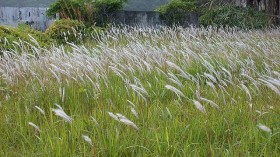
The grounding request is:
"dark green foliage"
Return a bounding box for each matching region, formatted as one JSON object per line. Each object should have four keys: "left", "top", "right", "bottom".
{"left": 46, "top": 0, "right": 94, "bottom": 23}
{"left": 47, "top": 0, "right": 127, "bottom": 26}
{"left": 45, "top": 19, "right": 86, "bottom": 44}
{"left": 199, "top": 5, "right": 271, "bottom": 29}
{"left": 0, "top": 25, "right": 53, "bottom": 52}
{"left": 157, "top": 0, "right": 197, "bottom": 26}
{"left": 94, "top": 0, "right": 127, "bottom": 26}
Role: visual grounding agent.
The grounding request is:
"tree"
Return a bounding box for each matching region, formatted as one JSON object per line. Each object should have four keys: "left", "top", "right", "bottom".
{"left": 47, "top": 0, "right": 128, "bottom": 26}
{"left": 245, "top": 0, "right": 279, "bottom": 22}
{"left": 157, "top": 0, "right": 198, "bottom": 26}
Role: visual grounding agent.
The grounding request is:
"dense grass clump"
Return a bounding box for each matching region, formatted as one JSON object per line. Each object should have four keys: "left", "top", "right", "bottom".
{"left": 45, "top": 19, "right": 86, "bottom": 44}
{"left": 0, "top": 26, "right": 279, "bottom": 156}
{"left": 0, "top": 25, "right": 53, "bottom": 52}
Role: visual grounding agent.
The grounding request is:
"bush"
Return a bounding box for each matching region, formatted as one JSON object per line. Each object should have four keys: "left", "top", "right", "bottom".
{"left": 45, "top": 19, "right": 86, "bottom": 44}
{"left": 0, "top": 25, "right": 52, "bottom": 52}
{"left": 17, "top": 24, "right": 53, "bottom": 47}
{"left": 47, "top": 0, "right": 127, "bottom": 26}
{"left": 47, "top": 0, "right": 94, "bottom": 23}
{"left": 157, "top": 0, "right": 197, "bottom": 26}
{"left": 199, "top": 5, "right": 271, "bottom": 29}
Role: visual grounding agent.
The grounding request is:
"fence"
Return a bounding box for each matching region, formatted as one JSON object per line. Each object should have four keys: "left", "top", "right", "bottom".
{"left": 0, "top": 7, "right": 199, "bottom": 31}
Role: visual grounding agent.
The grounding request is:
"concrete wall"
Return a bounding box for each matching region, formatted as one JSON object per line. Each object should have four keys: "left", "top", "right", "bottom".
{"left": 112, "top": 11, "right": 198, "bottom": 27}
{"left": 0, "top": 7, "right": 198, "bottom": 30}
{"left": 0, "top": 7, "right": 56, "bottom": 30}
{"left": 112, "top": 11, "right": 162, "bottom": 26}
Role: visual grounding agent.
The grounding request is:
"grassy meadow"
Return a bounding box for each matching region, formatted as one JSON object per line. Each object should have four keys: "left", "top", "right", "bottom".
{"left": 0, "top": 26, "right": 280, "bottom": 156}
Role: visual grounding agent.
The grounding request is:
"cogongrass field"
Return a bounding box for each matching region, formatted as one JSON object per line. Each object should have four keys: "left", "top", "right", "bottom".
{"left": 0, "top": 26, "right": 280, "bottom": 156}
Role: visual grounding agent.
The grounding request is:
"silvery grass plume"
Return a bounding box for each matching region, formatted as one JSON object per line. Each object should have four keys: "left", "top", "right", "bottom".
{"left": 257, "top": 123, "right": 272, "bottom": 134}
{"left": 52, "top": 104, "right": 72, "bottom": 123}
{"left": 193, "top": 100, "right": 207, "bottom": 114}
{"left": 166, "top": 60, "right": 189, "bottom": 79}
{"left": 82, "top": 135, "right": 93, "bottom": 146}
{"left": 260, "top": 80, "right": 280, "bottom": 96}
{"left": 130, "top": 84, "right": 149, "bottom": 101}
{"left": 168, "top": 72, "right": 183, "bottom": 88}
{"left": 28, "top": 122, "right": 41, "bottom": 132}
{"left": 35, "top": 106, "right": 45, "bottom": 115}
{"left": 118, "top": 116, "right": 139, "bottom": 130}
{"left": 204, "top": 73, "right": 217, "bottom": 84}
{"left": 240, "top": 83, "right": 253, "bottom": 108}
{"left": 131, "top": 107, "right": 139, "bottom": 119}
{"left": 108, "top": 112, "right": 119, "bottom": 121}
{"left": 108, "top": 112, "right": 139, "bottom": 130}
{"left": 90, "top": 116, "right": 99, "bottom": 126}
{"left": 206, "top": 81, "right": 218, "bottom": 97}
{"left": 59, "top": 86, "right": 65, "bottom": 103}
{"left": 200, "top": 97, "right": 220, "bottom": 110}
{"left": 165, "top": 85, "right": 186, "bottom": 99}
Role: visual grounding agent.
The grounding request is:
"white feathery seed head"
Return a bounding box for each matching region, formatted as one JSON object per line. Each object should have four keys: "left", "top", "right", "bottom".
{"left": 193, "top": 100, "right": 207, "bottom": 114}
{"left": 28, "top": 122, "right": 41, "bottom": 132}
{"left": 35, "top": 106, "right": 45, "bottom": 115}
{"left": 90, "top": 116, "right": 99, "bottom": 126}
{"left": 119, "top": 118, "right": 139, "bottom": 130}
{"left": 165, "top": 84, "right": 186, "bottom": 98}
{"left": 108, "top": 112, "right": 119, "bottom": 121}
{"left": 82, "top": 135, "right": 93, "bottom": 146}
{"left": 257, "top": 123, "right": 272, "bottom": 133}
{"left": 131, "top": 107, "right": 139, "bottom": 118}
{"left": 52, "top": 105, "right": 72, "bottom": 123}
{"left": 108, "top": 112, "right": 139, "bottom": 130}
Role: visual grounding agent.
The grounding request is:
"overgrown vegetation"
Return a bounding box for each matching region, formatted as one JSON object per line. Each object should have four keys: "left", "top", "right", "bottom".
{"left": 0, "top": 1, "right": 279, "bottom": 154}
{"left": 157, "top": 0, "right": 197, "bottom": 26}
{"left": 156, "top": 0, "right": 272, "bottom": 29}
{"left": 199, "top": 5, "right": 271, "bottom": 29}
{"left": 47, "top": 0, "right": 94, "bottom": 24}
{"left": 0, "top": 26, "right": 279, "bottom": 156}
{"left": 45, "top": 19, "right": 86, "bottom": 44}
{"left": 0, "top": 25, "right": 53, "bottom": 52}
{"left": 46, "top": 0, "right": 127, "bottom": 26}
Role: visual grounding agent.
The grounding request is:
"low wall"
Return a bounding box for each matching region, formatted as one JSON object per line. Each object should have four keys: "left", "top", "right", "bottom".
{"left": 0, "top": 7, "right": 199, "bottom": 30}
{"left": 112, "top": 11, "right": 198, "bottom": 27}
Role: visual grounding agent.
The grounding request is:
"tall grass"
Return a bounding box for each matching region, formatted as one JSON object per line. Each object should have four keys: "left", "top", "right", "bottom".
{"left": 0, "top": 26, "right": 279, "bottom": 156}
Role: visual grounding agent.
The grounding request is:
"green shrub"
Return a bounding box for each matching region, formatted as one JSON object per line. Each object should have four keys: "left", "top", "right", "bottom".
{"left": 17, "top": 24, "right": 53, "bottom": 47}
{"left": 47, "top": 0, "right": 94, "bottom": 24}
{"left": 157, "top": 0, "right": 197, "bottom": 26}
{"left": 0, "top": 25, "right": 52, "bottom": 53}
{"left": 45, "top": 19, "right": 86, "bottom": 44}
{"left": 47, "top": 0, "right": 127, "bottom": 26}
{"left": 199, "top": 5, "right": 271, "bottom": 29}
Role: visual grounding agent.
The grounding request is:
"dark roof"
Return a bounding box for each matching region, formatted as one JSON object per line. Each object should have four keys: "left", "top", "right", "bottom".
{"left": 0, "top": 0, "right": 170, "bottom": 11}
{"left": 0, "top": 0, "right": 56, "bottom": 7}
